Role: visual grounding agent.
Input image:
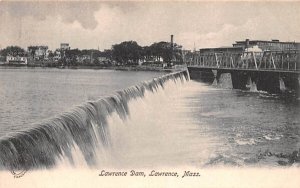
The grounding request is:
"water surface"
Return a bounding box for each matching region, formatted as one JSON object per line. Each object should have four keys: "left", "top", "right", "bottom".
{"left": 0, "top": 68, "right": 299, "bottom": 168}
{"left": 0, "top": 67, "right": 165, "bottom": 137}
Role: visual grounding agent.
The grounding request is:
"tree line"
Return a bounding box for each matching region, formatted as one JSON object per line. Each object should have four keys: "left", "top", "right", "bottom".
{"left": 0, "top": 40, "right": 184, "bottom": 65}
{"left": 112, "top": 41, "right": 183, "bottom": 65}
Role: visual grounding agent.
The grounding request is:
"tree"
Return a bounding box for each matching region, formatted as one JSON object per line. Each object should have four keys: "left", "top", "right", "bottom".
{"left": 149, "top": 41, "right": 183, "bottom": 63}
{"left": 182, "top": 51, "right": 194, "bottom": 63}
{"left": 64, "top": 49, "right": 82, "bottom": 66}
{"left": 28, "top": 46, "right": 38, "bottom": 59}
{"left": 172, "top": 43, "right": 184, "bottom": 63}
{"left": 102, "top": 49, "right": 112, "bottom": 59}
{"left": 0, "top": 46, "right": 26, "bottom": 56}
{"left": 141, "top": 46, "right": 154, "bottom": 59}
{"left": 150, "top": 42, "right": 172, "bottom": 62}
{"left": 112, "top": 41, "right": 142, "bottom": 65}
{"left": 48, "top": 51, "right": 54, "bottom": 59}
{"left": 65, "top": 49, "right": 81, "bottom": 58}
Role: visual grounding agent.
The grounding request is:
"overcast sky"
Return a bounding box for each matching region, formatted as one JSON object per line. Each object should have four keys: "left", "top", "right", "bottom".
{"left": 0, "top": 1, "right": 300, "bottom": 51}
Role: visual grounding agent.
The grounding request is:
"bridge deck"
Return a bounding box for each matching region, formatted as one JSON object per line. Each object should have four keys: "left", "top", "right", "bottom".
{"left": 188, "top": 66, "right": 300, "bottom": 74}
{"left": 188, "top": 50, "right": 300, "bottom": 74}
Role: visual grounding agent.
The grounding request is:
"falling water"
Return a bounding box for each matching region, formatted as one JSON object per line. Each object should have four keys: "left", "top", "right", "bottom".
{"left": 212, "top": 73, "right": 233, "bottom": 89}
{"left": 217, "top": 73, "right": 233, "bottom": 89}
{"left": 0, "top": 71, "right": 189, "bottom": 171}
{"left": 247, "top": 77, "right": 258, "bottom": 92}
{"left": 279, "top": 77, "right": 287, "bottom": 91}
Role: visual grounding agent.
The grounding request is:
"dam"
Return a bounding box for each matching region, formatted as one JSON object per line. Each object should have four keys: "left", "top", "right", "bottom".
{"left": 0, "top": 67, "right": 299, "bottom": 174}
{"left": 0, "top": 70, "right": 189, "bottom": 170}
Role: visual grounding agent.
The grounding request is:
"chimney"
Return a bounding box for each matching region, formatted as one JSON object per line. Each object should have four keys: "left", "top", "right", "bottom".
{"left": 171, "top": 35, "right": 174, "bottom": 49}
{"left": 245, "top": 39, "right": 250, "bottom": 48}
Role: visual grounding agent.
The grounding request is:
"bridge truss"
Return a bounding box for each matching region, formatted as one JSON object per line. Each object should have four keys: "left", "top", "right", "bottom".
{"left": 188, "top": 50, "right": 300, "bottom": 72}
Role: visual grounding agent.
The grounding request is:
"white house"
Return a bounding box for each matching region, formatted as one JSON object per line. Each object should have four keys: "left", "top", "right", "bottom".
{"left": 6, "top": 55, "right": 27, "bottom": 65}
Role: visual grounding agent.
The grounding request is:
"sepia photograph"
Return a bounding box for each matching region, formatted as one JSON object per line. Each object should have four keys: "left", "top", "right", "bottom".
{"left": 0, "top": 0, "right": 299, "bottom": 187}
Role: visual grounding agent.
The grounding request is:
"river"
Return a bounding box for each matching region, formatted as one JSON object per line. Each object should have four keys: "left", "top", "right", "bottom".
{"left": 0, "top": 67, "right": 299, "bottom": 170}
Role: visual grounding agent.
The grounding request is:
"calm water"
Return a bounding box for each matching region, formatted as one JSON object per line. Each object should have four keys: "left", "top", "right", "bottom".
{"left": 0, "top": 68, "right": 165, "bottom": 137}
{"left": 0, "top": 68, "right": 299, "bottom": 168}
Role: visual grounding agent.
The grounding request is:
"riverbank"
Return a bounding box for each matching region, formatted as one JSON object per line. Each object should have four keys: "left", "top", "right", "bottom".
{"left": 0, "top": 64, "right": 186, "bottom": 72}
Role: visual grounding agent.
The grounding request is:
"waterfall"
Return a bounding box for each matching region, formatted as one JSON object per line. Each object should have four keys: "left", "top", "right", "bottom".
{"left": 213, "top": 73, "right": 233, "bottom": 89}
{"left": 212, "top": 70, "right": 218, "bottom": 86}
{"left": 218, "top": 73, "right": 233, "bottom": 89}
{"left": 279, "top": 77, "right": 286, "bottom": 92}
{"left": 0, "top": 71, "right": 189, "bottom": 171}
{"left": 247, "top": 77, "right": 258, "bottom": 92}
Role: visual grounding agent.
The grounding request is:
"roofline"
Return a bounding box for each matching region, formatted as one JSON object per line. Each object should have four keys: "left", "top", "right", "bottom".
{"left": 200, "top": 47, "right": 243, "bottom": 50}
{"left": 234, "top": 40, "right": 300, "bottom": 44}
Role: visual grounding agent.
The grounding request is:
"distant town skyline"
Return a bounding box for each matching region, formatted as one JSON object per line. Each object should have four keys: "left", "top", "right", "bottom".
{"left": 1, "top": 1, "right": 300, "bottom": 51}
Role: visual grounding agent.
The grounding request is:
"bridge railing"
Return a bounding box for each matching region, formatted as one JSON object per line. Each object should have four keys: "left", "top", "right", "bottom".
{"left": 188, "top": 50, "right": 300, "bottom": 72}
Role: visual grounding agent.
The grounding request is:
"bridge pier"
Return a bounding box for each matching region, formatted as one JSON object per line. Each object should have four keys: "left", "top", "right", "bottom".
{"left": 231, "top": 71, "right": 248, "bottom": 90}
{"left": 188, "top": 67, "right": 300, "bottom": 95}
{"left": 280, "top": 73, "right": 300, "bottom": 94}
{"left": 214, "top": 71, "right": 233, "bottom": 89}
{"left": 255, "top": 72, "right": 280, "bottom": 93}
{"left": 188, "top": 67, "right": 214, "bottom": 84}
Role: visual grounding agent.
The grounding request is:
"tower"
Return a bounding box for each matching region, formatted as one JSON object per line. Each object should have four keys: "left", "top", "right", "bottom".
{"left": 170, "top": 35, "right": 174, "bottom": 64}
{"left": 170, "top": 35, "right": 174, "bottom": 49}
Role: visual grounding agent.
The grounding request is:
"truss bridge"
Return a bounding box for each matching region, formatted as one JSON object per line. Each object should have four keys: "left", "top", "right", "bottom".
{"left": 187, "top": 50, "right": 300, "bottom": 93}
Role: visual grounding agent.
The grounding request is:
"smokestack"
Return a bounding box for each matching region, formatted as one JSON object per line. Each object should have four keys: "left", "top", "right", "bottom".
{"left": 171, "top": 35, "right": 174, "bottom": 49}
{"left": 245, "top": 39, "right": 250, "bottom": 48}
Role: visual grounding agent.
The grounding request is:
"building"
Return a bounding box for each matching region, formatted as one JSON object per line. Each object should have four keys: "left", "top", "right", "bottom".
{"left": 0, "top": 55, "right": 6, "bottom": 64}
{"left": 141, "top": 55, "right": 166, "bottom": 67}
{"left": 197, "top": 39, "right": 300, "bottom": 55}
{"left": 233, "top": 39, "right": 300, "bottom": 51}
{"left": 6, "top": 55, "right": 27, "bottom": 65}
{"left": 28, "top": 46, "right": 48, "bottom": 60}
{"left": 59, "top": 43, "right": 70, "bottom": 59}
{"left": 60, "top": 43, "right": 70, "bottom": 51}
{"left": 182, "top": 50, "right": 193, "bottom": 63}
{"left": 35, "top": 46, "right": 48, "bottom": 57}
{"left": 295, "top": 43, "right": 300, "bottom": 50}
{"left": 97, "top": 56, "right": 109, "bottom": 62}
{"left": 199, "top": 46, "right": 244, "bottom": 54}
{"left": 53, "top": 49, "right": 62, "bottom": 61}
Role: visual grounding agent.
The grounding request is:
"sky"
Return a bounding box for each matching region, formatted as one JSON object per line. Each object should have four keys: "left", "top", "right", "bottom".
{"left": 0, "top": 1, "right": 300, "bottom": 51}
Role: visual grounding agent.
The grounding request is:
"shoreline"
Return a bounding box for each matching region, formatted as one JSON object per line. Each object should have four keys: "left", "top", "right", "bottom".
{"left": 0, "top": 64, "right": 185, "bottom": 73}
